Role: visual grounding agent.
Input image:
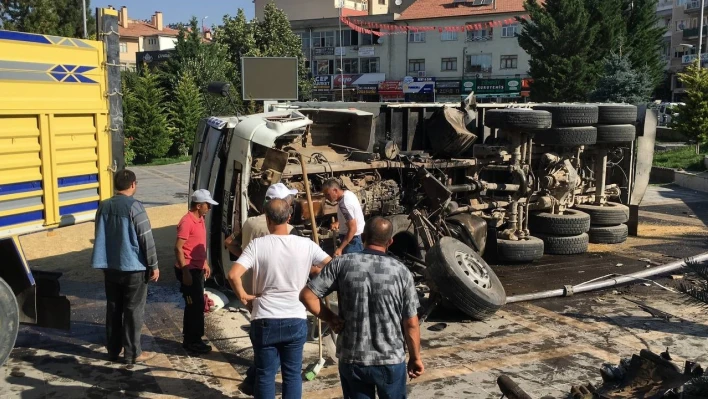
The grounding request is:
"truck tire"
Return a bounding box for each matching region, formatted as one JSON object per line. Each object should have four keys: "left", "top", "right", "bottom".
{"left": 532, "top": 104, "right": 599, "bottom": 126}
{"left": 529, "top": 209, "right": 591, "bottom": 236}
{"left": 484, "top": 109, "right": 552, "bottom": 130}
{"left": 0, "top": 277, "right": 19, "bottom": 366}
{"left": 596, "top": 124, "right": 636, "bottom": 143}
{"left": 574, "top": 202, "right": 629, "bottom": 226}
{"left": 426, "top": 237, "right": 506, "bottom": 320}
{"left": 496, "top": 236, "right": 544, "bottom": 263}
{"left": 536, "top": 233, "right": 589, "bottom": 255}
{"left": 596, "top": 104, "right": 638, "bottom": 125}
{"left": 533, "top": 126, "right": 597, "bottom": 146}
{"left": 588, "top": 224, "right": 628, "bottom": 244}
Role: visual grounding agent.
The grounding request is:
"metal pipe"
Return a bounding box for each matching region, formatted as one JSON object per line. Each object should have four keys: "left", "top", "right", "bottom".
{"left": 506, "top": 251, "right": 708, "bottom": 303}
{"left": 594, "top": 148, "right": 608, "bottom": 205}
{"left": 448, "top": 201, "right": 510, "bottom": 215}
{"left": 699, "top": 0, "right": 705, "bottom": 70}
{"left": 82, "top": 0, "right": 88, "bottom": 39}
{"left": 447, "top": 182, "right": 520, "bottom": 193}
{"left": 507, "top": 200, "right": 519, "bottom": 231}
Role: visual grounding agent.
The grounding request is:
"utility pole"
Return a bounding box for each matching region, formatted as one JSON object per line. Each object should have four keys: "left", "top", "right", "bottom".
{"left": 338, "top": 0, "right": 344, "bottom": 102}
{"left": 699, "top": 0, "right": 705, "bottom": 69}
{"left": 202, "top": 16, "right": 209, "bottom": 33}
{"left": 82, "top": 0, "right": 88, "bottom": 39}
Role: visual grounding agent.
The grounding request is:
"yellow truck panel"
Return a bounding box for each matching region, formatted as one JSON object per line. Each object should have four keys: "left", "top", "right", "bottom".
{"left": 0, "top": 30, "right": 113, "bottom": 236}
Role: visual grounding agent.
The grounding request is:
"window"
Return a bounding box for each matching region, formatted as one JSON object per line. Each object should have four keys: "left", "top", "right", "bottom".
{"left": 467, "top": 54, "right": 492, "bottom": 73}
{"left": 441, "top": 57, "right": 457, "bottom": 71}
{"left": 312, "top": 31, "right": 336, "bottom": 47}
{"left": 336, "top": 30, "right": 359, "bottom": 47}
{"left": 324, "top": 31, "right": 335, "bottom": 47}
{"left": 361, "top": 29, "right": 380, "bottom": 45}
{"left": 501, "top": 22, "right": 519, "bottom": 38}
{"left": 676, "top": 20, "right": 686, "bottom": 31}
{"left": 500, "top": 55, "right": 518, "bottom": 69}
{"left": 316, "top": 60, "right": 335, "bottom": 75}
{"left": 336, "top": 58, "right": 359, "bottom": 74}
{"left": 296, "top": 32, "right": 310, "bottom": 50}
{"left": 467, "top": 22, "right": 493, "bottom": 41}
{"left": 408, "top": 31, "right": 426, "bottom": 42}
{"left": 146, "top": 37, "right": 157, "bottom": 45}
{"left": 120, "top": 42, "right": 128, "bottom": 53}
{"left": 361, "top": 57, "right": 379, "bottom": 73}
{"left": 440, "top": 31, "right": 458, "bottom": 41}
{"left": 408, "top": 59, "right": 425, "bottom": 72}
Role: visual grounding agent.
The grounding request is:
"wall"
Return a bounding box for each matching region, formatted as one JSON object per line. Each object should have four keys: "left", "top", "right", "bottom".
{"left": 119, "top": 38, "right": 140, "bottom": 64}
{"left": 256, "top": 0, "right": 339, "bottom": 20}
{"left": 158, "top": 36, "right": 177, "bottom": 51}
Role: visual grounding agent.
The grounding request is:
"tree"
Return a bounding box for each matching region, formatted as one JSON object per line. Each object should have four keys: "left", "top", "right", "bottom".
{"left": 518, "top": 0, "right": 599, "bottom": 101}
{"left": 0, "top": 0, "right": 95, "bottom": 38}
{"left": 124, "top": 67, "right": 173, "bottom": 163}
{"left": 622, "top": 0, "right": 666, "bottom": 88}
{"left": 669, "top": 62, "right": 708, "bottom": 145}
{"left": 216, "top": 9, "right": 258, "bottom": 93}
{"left": 169, "top": 70, "right": 205, "bottom": 156}
{"left": 590, "top": 52, "right": 652, "bottom": 104}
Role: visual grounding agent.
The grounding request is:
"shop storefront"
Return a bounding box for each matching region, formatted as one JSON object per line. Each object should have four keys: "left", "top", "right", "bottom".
{"left": 461, "top": 77, "right": 525, "bottom": 103}
{"left": 357, "top": 84, "right": 379, "bottom": 102}
{"left": 521, "top": 78, "right": 532, "bottom": 100}
{"left": 312, "top": 75, "right": 334, "bottom": 101}
{"left": 333, "top": 73, "right": 385, "bottom": 102}
{"left": 403, "top": 76, "right": 435, "bottom": 103}
{"left": 378, "top": 80, "right": 404, "bottom": 102}
{"left": 435, "top": 80, "right": 461, "bottom": 103}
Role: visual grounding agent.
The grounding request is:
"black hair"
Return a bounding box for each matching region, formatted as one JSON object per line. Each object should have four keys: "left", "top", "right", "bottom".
{"left": 114, "top": 169, "right": 136, "bottom": 191}
{"left": 364, "top": 216, "right": 393, "bottom": 247}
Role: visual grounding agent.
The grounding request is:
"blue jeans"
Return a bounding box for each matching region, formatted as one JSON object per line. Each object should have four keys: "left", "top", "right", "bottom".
{"left": 250, "top": 318, "right": 307, "bottom": 399}
{"left": 339, "top": 362, "right": 407, "bottom": 399}
{"left": 340, "top": 235, "right": 364, "bottom": 254}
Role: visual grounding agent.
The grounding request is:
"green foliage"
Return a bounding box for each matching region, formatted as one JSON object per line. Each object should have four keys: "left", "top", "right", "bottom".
{"left": 590, "top": 52, "right": 652, "bottom": 104}
{"left": 124, "top": 67, "right": 173, "bottom": 163}
{"left": 169, "top": 70, "right": 205, "bottom": 156}
{"left": 652, "top": 146, "right": 707, "bottom": 171}
{"left": 518, "top": 0, "right": 600, "bottom": 101}
{"left": 622, "top": 0, "right": 666, "bottom": 88}
{"left": 0, "top": 0, "right": 95, "bottom": 38}
{"left": 669, "top": 62, "right": 708, "bottom": 145}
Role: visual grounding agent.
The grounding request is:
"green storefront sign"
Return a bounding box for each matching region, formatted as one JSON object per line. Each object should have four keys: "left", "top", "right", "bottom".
{"left": 461, "top": 78, "right": 522, "bottom": 96}
{"left": 461, "top": 79, "right": 476, "bottom": 94}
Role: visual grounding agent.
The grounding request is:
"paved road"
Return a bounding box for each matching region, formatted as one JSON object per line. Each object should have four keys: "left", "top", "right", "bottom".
{"left": 132, "top": 163, "right": 190, "bottom": 208}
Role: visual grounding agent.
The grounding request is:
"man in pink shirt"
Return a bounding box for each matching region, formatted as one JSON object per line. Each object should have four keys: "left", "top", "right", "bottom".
{"left": 175, "top": 189, "right": 217, "bottom": 354}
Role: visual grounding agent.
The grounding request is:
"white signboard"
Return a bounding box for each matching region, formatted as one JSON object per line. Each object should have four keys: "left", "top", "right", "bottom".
{"left": 335, "top": 47, "right": 346, "bottom": 56}
{"left": 358, "top": 46, "right": 375, "bottom": 57}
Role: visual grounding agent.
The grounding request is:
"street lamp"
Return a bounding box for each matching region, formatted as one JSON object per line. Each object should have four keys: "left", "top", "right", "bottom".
{"left": 337, "top": 68, "right": 344, "bottom": 102}
{"left": 202, "top": 16, "right": 209, "bottom": 33}
{"left": 338, "top": 0, "right": 344, "bottom": 102}
{"left": 82, "top": 0, "right": 87, "bottom": 38}
{"left": 698, "top": 0, "right": 705, "bottom": 69}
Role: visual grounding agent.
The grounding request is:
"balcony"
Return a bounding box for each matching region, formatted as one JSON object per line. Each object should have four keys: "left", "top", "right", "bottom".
{"left": 656, "top": 0, "right": 673, "bottom": 14}
{"left": 685, "top": 0, "right": 707, "bottom": 13}
{"left": 682, "top": 52, "right": 708, "bottom": 64}
{"left": 683, "top": 26, "right": 708, "bottom": 39}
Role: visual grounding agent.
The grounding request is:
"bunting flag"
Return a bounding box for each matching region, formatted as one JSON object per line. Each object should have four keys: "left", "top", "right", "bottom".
{"left": 340, "top": 15, "right": 529, "bottom": 36}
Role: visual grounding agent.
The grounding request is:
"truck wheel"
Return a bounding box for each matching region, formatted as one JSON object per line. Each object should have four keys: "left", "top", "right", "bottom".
{"left": 529, "top": 209, "right": 591, "bottom": 236}
{"left": 589, "top": 224, "right": 628, "bottom": 244}
{"left": 484, "top": 109, "right": 552, "bottom": 130}
{"left": 532, "top": 104, "right": 599, "bottom": 126}
{"left": 596, "top": 124, "right": 636, "bottom": 143}
{"left": 496, "top": 236, "right": 544, "bottom": 263}
{"left": 597, "top": 104, "right": 638, "bottom": 125}
{"left": 426, "top": 237, "right": 506, "bottom": 320}
{"left": 533, "top": 126, "right": 597, "bottom": 146}
{"left": 536, "top": 233, "right": 589, "bottom": 255}
{"left": 574, "top": 203, "right": 629, "bottom": 226}
{"left": 0, "top": 277, "right": 19, "bottom": 366}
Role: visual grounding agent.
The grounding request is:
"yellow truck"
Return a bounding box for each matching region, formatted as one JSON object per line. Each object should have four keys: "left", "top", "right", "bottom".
{"left": 0, "top": 8, "right": 122, "bottom": 366}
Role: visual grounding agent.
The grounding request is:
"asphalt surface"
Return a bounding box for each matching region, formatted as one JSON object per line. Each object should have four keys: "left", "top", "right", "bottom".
{"left": 2, "top": 162, "right": 708, "bottom": 398}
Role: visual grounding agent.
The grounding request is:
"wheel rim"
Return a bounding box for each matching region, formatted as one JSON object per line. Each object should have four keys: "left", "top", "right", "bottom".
{"left": 455, "top": 250, "right": 491, "bottom": 289}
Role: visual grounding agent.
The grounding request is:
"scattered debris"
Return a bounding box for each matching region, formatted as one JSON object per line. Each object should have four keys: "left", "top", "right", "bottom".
{"left": 10, "top": 370, "right": 25, "bottom": 378}
{"left": 670, "top": 274, "right": 684, "bottom": 280}
{"left": 623, "top": 297, "right": 678, "bottom": 322}
{"left": 642, "top": 283, "right": 652, "bottom": 287}
{"left": 616, "top": 263, "right": 623, "bottom": 267}
{"left": 638, "top": 258, "right": 652, "bottom": 263}
{"left": 427, "top": 322, "right": 448, "bottom": 332}
{"left": 612, "top": 290, "right": 621, "bottom": 295}
{"left": 227, "top": 307, "right": 238, "bottom": 312}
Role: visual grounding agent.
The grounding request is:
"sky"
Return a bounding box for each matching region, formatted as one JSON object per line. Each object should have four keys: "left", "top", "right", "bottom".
{"left": 92, "top": 0, "right": 255, "bottom": 26}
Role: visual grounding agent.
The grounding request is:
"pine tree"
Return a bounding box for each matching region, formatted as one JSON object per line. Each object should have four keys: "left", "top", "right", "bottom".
{"left": 518, "top": 0, "right": 600, "bottom": 101}
{"left": 121, "top": 72, "right": 138, "bottom": 165}
{"left": 125, "top": 67, "right": 173, "bottom": 163}
{"left": 669, "top": 62, "right": 708, "bottom": 145}
{"left": 216, "top": 9, "right": 259, "bottom": 92}
{"left": 169, "top": 70, "right": 205, "bottom": 156}
{"left": 622, "top": 0, "right": 666, "bottom": 88}
{"left": 590, "top": 52, "right": 653, "bottom": 104}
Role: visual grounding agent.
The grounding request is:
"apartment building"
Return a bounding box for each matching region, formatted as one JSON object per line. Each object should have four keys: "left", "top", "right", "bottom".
{"left": 289, "top": 0, "right": 531, "bottom": 102}
{"left": 254, "top": 0, "right": 416, "bottom": 21}
{"left": 658, "top": 0, "right": 707, "bottom": 101}
{"left": 114, "top": 6, "right": 179, "bottom": 69}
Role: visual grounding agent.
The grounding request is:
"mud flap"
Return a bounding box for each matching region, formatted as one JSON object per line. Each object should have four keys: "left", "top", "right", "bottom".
{"left": 628, "top": 107, "right": 657, "bottom": 236}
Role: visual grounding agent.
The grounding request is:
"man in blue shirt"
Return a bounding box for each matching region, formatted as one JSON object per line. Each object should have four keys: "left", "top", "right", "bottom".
{"left": 91, "top": 169, "right": 159, "bottom": 365}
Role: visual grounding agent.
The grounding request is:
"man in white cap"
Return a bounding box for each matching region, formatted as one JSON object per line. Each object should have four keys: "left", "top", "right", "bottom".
{"left": 175, "top": 189, "right": 218, "bottom": 354}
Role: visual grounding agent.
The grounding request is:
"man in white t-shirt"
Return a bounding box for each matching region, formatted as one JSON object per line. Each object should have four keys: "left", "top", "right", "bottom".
{"left": 227, "top": 198, "right": 331, "bottom": 399}
{"left": 322, "top": 179, "right": 366, "bottom": 256}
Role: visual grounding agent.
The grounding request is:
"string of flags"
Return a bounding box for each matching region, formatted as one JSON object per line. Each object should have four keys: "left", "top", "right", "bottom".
{"left": 339, "top": 15, "right": 529, "bottom": 37}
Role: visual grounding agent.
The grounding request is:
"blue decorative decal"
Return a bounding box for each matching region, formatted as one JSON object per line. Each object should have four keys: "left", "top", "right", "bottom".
{"left": 0, "top": 181, "right": 42, "bottom": 195}
{"left": 0, "top": 30, "right": 52, "bottom": 44}
{"left": 0, "top": 210, "right": 44, "bottom": 228}
{"left": 58, "top": 174, "right": 98, "bottom": 188}
{"left": 60, "top": 201, "right": 98, "bottom": 216}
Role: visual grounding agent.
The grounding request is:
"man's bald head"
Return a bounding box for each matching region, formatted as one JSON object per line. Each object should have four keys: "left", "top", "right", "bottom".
{"left": 364, "top": 216, "right": 393, "bottom": 247}
{"left": 264, "top": 198, "right": 291, "bottom": 225}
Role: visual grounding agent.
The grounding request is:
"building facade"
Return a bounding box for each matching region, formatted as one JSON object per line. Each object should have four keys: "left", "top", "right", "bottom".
{"left": 255, "top": 0, "right": 417, "bottom": 20}
{"left": 114, "top": 6, "right": 179, "bottom": 70}
{"left": 657, "top": 0, "right": 708, "bottom": 101}
{"left": 290, "top": 0, "right": 532, "bottom": 102}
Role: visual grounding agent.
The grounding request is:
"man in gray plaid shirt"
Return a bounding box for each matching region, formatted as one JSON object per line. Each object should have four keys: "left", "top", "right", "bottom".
{"left": 300, "top": 216, "right": 424, "bottom": 398}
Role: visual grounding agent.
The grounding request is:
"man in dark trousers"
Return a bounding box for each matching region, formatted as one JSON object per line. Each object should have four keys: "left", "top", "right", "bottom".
{"left": 91, "top": 169, "right": 159, "bottom": 365}
{"left": 175, "top": 189, "right": 217, "bottom": 354}
{"left": 322, "top": 179, "right": 365, "bottom": 256}
{"left": 300, "top": 216, "right": 424, "bottom": 398}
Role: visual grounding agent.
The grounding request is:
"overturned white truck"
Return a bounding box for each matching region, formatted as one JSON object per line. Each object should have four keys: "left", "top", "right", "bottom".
{"left": 190, "top": 89, "right": 657, "bottom": 320}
